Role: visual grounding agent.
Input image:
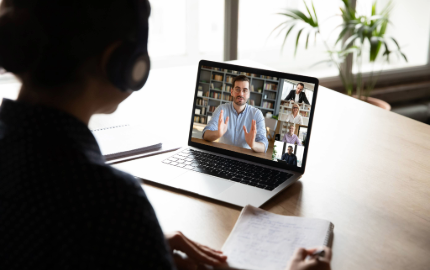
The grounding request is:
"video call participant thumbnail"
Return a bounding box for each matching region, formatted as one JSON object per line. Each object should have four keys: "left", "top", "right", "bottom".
{"left": 282, "top": 146, "right": 297, "bottom": 166}
{"left": 286, "top": 103, "right": 303, "bottom": 125}
{"left": 202, "top": 75, "right": 268, "bottom": 153}
{"left": 282, "top": 125, "right": 302, "bottom": 146}
{"left": 284, "top": 82, "right": 310, "bottom": 105}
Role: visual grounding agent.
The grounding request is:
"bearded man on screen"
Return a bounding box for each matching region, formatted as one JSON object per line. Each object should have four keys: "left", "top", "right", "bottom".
{"left": 202, "top": 75, "right": 268, "bottom": 153}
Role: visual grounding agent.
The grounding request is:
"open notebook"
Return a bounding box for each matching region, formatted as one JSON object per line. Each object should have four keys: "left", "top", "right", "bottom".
{"left": 91, "top": 125, "right": 164, "bottom": 162}
{"left": 220, "top": 205, "right": 334, "bottom": 270}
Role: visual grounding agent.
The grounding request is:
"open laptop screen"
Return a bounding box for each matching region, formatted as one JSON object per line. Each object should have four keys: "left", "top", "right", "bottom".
{"left": 189, "top": 60, "right": 318, "bottom": 173}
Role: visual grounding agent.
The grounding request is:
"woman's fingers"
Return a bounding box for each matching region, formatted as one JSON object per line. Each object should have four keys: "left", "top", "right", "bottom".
{"left": 190, "top": 239, "right": 227, "bottom": 260}
{"left": 180, "top": 235, "right": 226, "bottom": 265}
{"left": 317, "top": 246, "right": 332, "bottom": 261}
{"left": 190, "top": 240, "right": 220, "bottom": 253}
{"left": 304, "top": 246, "right": 331, "bottom": 261}
{"left": 287, "top": 247, "right": 332, "bottom": 270}
{"left": 291, "top": 248, "right": 308, "bottom": 261}
{"left": 167, "top": 232, "right": 226, "bottom": 266}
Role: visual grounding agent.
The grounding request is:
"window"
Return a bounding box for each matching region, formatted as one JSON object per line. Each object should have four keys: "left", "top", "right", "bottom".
{"left": 1, "top": 0, "right": 429, "bottom": 86}
{"left": 352, "top": 0, "right": 430, "bottom": 74}
{"left": 281, "top": 81, "right": 294, "bottom": 100}
{"left": 148, "top": 0, "right": 224, "bottom": 69}
{"left": 237, "top": 0, "right": 342, "bottom": 78}
{"left": 274, "top": 140, "right": 284, "bottom": 160}
{"left": 0, "top": 0, "right": 225, "bottom": 80}
{"left": 148, "top": 0, "right": 187, "bottom": 58}
{"left": 296, "top": 145, "right": 304, "bottom": 167}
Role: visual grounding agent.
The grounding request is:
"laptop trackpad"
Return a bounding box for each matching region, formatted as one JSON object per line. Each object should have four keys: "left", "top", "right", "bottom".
{"left": 173, "top": 172, "right": 235, "bottom": 197}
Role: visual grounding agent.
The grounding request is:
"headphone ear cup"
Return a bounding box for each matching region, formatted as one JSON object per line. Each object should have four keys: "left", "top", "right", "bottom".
{"left": 106, "top": 42, "right": 150, "bottom": 92}
{"left": 126, "top": 52, "right": 150, "bottom": 91}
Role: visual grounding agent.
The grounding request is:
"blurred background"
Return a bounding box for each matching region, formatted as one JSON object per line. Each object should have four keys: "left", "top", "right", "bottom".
{"left": 1, "top": 0, "right": 429, "bottom": 123}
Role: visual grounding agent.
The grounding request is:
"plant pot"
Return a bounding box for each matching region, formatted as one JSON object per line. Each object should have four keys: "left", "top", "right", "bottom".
{"left": 353, "top": 96, "right": 391, "bottom": 111}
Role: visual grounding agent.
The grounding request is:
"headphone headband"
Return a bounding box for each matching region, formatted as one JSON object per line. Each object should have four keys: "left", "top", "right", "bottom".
{"left": 106, "top": 0, "right": 151, "bottom": 92}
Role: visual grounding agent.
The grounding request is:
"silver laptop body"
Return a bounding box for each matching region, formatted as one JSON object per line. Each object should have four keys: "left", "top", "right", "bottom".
{"left": 114, "top": 60, "right": 319, "bottom": 208}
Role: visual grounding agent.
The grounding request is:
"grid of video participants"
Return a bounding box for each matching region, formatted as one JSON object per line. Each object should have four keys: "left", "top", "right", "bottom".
{"left": 191, "top": 65, "right": 315, "bottom": 168}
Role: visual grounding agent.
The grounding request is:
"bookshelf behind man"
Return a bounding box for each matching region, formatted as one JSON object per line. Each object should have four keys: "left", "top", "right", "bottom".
{"left": 193, "top": 67, "right": 284, "bottom": 125}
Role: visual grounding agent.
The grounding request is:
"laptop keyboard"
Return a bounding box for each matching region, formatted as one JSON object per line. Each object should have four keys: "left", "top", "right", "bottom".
{"left": 162, "top": 148, "right": 293, "bottom": 191}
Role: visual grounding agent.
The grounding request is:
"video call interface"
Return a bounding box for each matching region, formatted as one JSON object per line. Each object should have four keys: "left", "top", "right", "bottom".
{"left": 191, "top": 65, "right": 315, "bottom": 168}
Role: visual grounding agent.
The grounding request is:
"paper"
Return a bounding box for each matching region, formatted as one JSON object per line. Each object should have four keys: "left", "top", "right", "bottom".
{"left": 222, "top": 205, "right": 332, "bottom": 270}
{"left": 92, "top": 125, "right": 162, "bottom": 160}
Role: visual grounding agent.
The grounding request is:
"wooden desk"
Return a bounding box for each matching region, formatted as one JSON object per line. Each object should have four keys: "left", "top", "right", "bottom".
{"left": 190, "top": 137, "right": 273, "bottom": 160}
{"left": 3, "top": 61, "right": 430, "bottom": 270}
{"left": 143, "top": 87, "right": 430, "bottom": 270}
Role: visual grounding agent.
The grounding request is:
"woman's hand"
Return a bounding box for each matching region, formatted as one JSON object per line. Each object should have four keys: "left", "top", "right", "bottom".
{"left": 285, "top": 247, "right": 332, "bottom": 270}
{"left": 165, "top": 231, "right": 227, "bottom": 270}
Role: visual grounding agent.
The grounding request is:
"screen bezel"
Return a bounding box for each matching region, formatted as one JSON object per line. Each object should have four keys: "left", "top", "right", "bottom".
{"left": 188, "top": 60, "right": 319, "bottom": 174}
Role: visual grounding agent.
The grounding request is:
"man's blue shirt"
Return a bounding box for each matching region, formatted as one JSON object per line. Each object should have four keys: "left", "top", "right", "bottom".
{"left": 202, "top": 102, "right": 268, "bottom": 152}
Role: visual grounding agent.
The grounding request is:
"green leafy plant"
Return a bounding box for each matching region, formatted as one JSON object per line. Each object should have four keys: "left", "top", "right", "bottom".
{"left": 272, "top": 144, "right": 277, "bottom": 160}
{"left": 273, "top": 0, "right": 407, "bottom": 99}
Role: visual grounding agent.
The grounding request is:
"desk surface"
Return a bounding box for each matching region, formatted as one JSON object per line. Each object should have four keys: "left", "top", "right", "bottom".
{"left": 2, "top": 61, "right": 430, "bottom": 270}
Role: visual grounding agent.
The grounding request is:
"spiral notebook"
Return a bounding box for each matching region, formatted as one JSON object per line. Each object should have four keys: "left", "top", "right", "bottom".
{"left": 220, "top": 205, "right": 334, "bottom": 270}
{"left": 91, "top": 125, "right": 168, "bottom": 163}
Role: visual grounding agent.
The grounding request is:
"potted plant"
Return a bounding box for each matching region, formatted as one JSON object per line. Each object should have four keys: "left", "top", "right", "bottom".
{"left": 273, "top": 0, "right": 407, "bottom": 109}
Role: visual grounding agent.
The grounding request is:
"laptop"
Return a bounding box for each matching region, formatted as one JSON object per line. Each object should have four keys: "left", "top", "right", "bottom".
{"left": 114, "top": 60, "right": 318, "bottom": 207}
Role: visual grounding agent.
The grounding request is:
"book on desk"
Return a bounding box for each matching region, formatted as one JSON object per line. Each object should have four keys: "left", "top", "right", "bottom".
{"left": 91, "top": 125, "right": 179, "bottom": 164}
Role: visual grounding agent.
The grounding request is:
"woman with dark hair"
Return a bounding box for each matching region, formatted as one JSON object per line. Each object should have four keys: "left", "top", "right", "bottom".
{"left": 0, "top": 1, "right": 331, "bottom": 269}
{"left": 0, "top": 1, "right": 229, "bottom": 269}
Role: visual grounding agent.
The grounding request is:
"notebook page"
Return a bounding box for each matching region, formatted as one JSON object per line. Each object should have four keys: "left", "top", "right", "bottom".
{"left": 92, "top": 125, "right": 161, "bottom": 158}
{"left": 222, "top": 205, "right": 332, "bottom": 270}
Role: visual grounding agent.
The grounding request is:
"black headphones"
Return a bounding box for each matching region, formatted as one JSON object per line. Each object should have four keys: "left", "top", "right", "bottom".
{"left": 106, "top": 0, "right": 151, "bottom": 92}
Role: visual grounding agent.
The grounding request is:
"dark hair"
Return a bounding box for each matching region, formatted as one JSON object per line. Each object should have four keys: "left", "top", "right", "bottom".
{"left": 288, "top": 146, "right": 293, "bottom": 149}
{"left": 297, "top": 83, "right": 305, "bottom": 88}
{"left": 0, "top": 0, "right": 138, "bottom": 87}
{"left": 232, "top": 75, "right": 250, "bottom": 89}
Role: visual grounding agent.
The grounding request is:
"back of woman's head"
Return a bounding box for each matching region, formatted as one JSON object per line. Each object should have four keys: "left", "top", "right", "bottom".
{"left": 0, "top": 0, "right": 140, "bottom": 87}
